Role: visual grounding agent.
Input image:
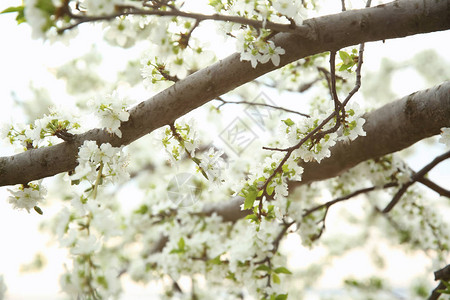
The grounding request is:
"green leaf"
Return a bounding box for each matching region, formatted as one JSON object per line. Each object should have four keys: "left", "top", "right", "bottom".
{"left": 255, "top": 265, "right": 271, "bottom": 272}
{"left": 207, "top": 255, "right": 222, "bottom": 265}
{"left": 339, "top": 50, "right": 352, "bottom": 64}
{"left": 266, "top": 184, "right": 274, "bottom": 196}
{"left": 243, "top": 186, "right": 258, "bottom": 210}
{"left": 34, "top": 206, "right": 43, "bottom": 215}
{"left": 178, "top": 237, "right": 185, "bottom": 249}
{"left": 257, "top": 189, "right": 264, "bottom": 197}
{"left": 437, "top": 280, "right": 450, "bottom": 294}
{"left": 191, "top": 157, "right": 201, "bottom": 165}
{"left": 134, "top": 204, "right": 148, "bottom": 214}
{"left": 1, "top": 6, "right": 26, "bottom": 24}
{"left": 199, "top": 168, "right": 209, "bottom": 180}
{"left": 244, "top": 214, "right": 259, "bottom": 223}
{"left": 275, "top": 294, "right": 288, "bottom": 300}
{"left": 1, "top": 6, "right": 24, "bottom": 14}
{"left": 96, "top": 275, "right": 108, "bottom": 289}
{"left": 272, "top": 273, "right": 280, "bottom": 284}
{"left": 274, "top": 267, "right": 292, "bottom": 274}
{"left": 339, "top": 64, "right": 349, "bottom": 71}
{"left": 36, "top": 0, "right": 56, "bottom": 15}
{"left": 170, "top": 237, "right": 186, "bottom": 254}
{"left": 282, "top": 118, "right": 295, "bottom": 126}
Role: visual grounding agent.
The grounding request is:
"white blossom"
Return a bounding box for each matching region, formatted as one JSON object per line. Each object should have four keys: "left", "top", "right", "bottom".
{"left": 83, "top": 0, "right": 120, "bottom": 15}
{"left": 71, "top": 234, "right": 101, "bottom": 255}
{"left": 94, "top": 91, "right": 130, "bottom": 138}
{"left": 273, "top": 0, "right": 307, "bottom": 25}
{"left": 199, "top": 147, "right": 225, "bottom": 185}
{"left": 439, "top": 127, "right": 450, "bottom": 147}
{"left": 71, "top": 140, "right": 130, "bottom": 184}
{"left": 24, "top": 0, "right": 49, "bottom": 39}
{"left": 236, "top": 30, "right": 286, "bottom": 68}
{"left": 7, "top": 182, "right": 47, "bottom": 213}
{"left": 338, "top": 101, "right": 367, "bottom": 142}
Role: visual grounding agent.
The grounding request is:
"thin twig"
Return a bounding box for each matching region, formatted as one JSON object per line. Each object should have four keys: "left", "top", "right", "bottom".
{"left": 341, "top": 0, "right": 347, "bottom": 11}
{"left": 382, "top": 150, "right": 450, "bottom": 213}
{"left": 329, "top": 51, "right": 343, "bottom": 118}
{"left": 58, "top": 5, "right": 311, "bottom": 37}
{"left": 417, "top": 177, "right": 450, "bottom": 198}
{"left": 428, "top": 281, "right": 446, "bottom": 300}
{"left": 215, "top": 96, "right": 310, "bottom": 117}
{"left": 303, "top": 182, "right": 398, "bottom": 217}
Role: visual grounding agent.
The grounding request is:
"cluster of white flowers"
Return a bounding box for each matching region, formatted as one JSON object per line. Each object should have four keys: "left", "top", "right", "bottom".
{"left": 392, "top": 188, "right": 450, "bottom": 254}
{"left": 272, "top": 0, "right": 307, "bottom": 25}
{"left": 160, "top": 119, "right": 200, "bottom": 161}
{"left": 94, "top": 91, "right": 130, "bottom": 138}
{"left": 286, "top": 184, "right": 324, "bottom": 246}
{"left": 60, "top": 258, "right": 122, "bottom": 299}
{"left": 103, "top": 18, "right": 141, "bottom": 48}
{"left": 22, "top": 0, "right": 78, "bottom": 42}
{"left": 139, "top": 34, "right": 215, "bottom": 89}
{"left": 7, "top": 182, "right": 47, "bottom": 213}
{"left": 236, "top": 30, "right": 286, "bottom": 68}
{"left": 282, "top": 101, "right": 366, "bottom": 163}
{"left": 439, "top": 127, "right": 450, "bottom": 147}
{"left": 140, "top": 55, "right": 169, "bottom": 87}
{"left": 199, "top": 147, "right": 225, "bottom": 185}
{"left": 338, "top": 102, "right": 367, "bottom": 142}
{"left": 1, "top": 109, "right": 81, "bottom": 151}
{"left": 159, "top": 119, "right": 228, "bottom": 186}
{"left": 142, "top": 208, "right": 290, "bottom": 298}
{"left": 47, "top": 180, "right": 124, "bottom": 299}
{"left": 283, "top": 117, "right": 337, "bottom": 163}
{"left": 71, "top": 140, "right": 129, "bottom": 184}
{"left": 82, "top": 0, "right": 120, "bottom": 16}
{"left": 24, "top": 0, "right": 51, "bottom": 39}
{"left": 209, "top": 0, "right": 308, "bottom": 69}
{"left": 367, "top": 155, "right": 412, "bottom": 187}
{"left": 234, "top": 151, "right": 303, "bottom": 225}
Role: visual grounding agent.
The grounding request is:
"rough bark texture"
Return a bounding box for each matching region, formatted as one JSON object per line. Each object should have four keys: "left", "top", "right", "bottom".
{"left": 0, "top": 0, "right": 449, "bottom": 186}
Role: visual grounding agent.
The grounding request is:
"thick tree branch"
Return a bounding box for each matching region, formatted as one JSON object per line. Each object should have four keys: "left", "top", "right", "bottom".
{"left": 0, "top": 0, "right": 449, "bottom": 186}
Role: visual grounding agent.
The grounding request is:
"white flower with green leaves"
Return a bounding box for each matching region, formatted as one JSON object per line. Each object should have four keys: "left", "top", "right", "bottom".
{"left": 199, "top": 147, "right": 225, "bottom": 184}
{"left": 71, "top": 140, "right": 129, "bottom": 185}
{"left": 95, "top": 92, "right": 130, "bottom": 138}
{"left": 71, "top": 234, "right": 101, "bottom": 255}
{"left": 7, "top": 182, "right": 47, "bottom": 213}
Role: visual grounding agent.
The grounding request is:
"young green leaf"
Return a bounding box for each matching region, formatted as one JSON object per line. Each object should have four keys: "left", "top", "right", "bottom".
{"left": 272, "top": 273, "right": 280, "bottom": 284}
{"left": 274, "top": 267, "right": 292, "bottom": 274}
{"left": 243, "top": 186, "right": 258, "bottom": 210}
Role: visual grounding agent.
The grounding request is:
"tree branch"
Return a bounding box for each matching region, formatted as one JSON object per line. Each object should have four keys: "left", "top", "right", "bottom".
{"left": 382, "top": 150, "right": 450, "bottom": 213}
{"left": 429, "top": 264, "right": 450, "bottom": 300}
{"left": 0, "top": 0, "right": 449, "bottom": 187}
{"left": 59, "top": 5, "right": 311, "bottom": 36}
